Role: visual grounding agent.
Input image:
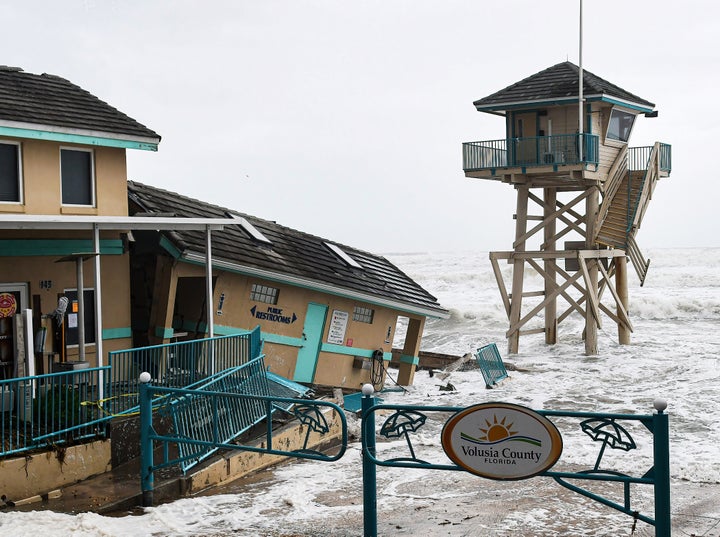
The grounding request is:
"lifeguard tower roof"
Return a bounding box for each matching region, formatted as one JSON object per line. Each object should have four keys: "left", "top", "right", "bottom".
{"left": 473, "top": 61, "right": 655, "bottom": 115}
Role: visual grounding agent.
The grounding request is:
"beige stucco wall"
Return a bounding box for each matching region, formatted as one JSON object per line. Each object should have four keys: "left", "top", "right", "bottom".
{"left": 0, "top": 136, "right": 128, "bottom": 216}
{"left": 166, "top": 263, "right": 420, "bottom": 388}
{"left": 0, "top": 440, "right": 111, "bottom": 502}
{"left": 0, "top": 251, "right": 133, "bottom": 368}
{"left": 0, "top": 135, "right": 133, "bottom": 368}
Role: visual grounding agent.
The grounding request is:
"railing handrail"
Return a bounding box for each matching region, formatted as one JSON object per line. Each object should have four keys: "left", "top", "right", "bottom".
{"left": 107, "top": 331, "right": 252, "bottom": 356}
{"left": 463, "top": 133, "right": 599, "bottom": 171}
{"left": 0, "top": 365, "right": 109, "bottom": 385}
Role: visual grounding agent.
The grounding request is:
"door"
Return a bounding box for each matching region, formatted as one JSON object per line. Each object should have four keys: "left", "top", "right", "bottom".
{"left": 0, "top": 283, "right": 28, "bottom": 379}
{"left": 293, "top": 303, "right": 328, "bottom": 383}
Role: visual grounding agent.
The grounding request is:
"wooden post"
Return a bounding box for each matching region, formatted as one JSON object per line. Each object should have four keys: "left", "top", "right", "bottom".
{"left": 508, "top": 185, "right": 529, "bottom": 354}
{"left": 544, "top": 187, "right": 557, "bottom": 344}
{"left": 148, "top": 256, "right": 178, "bottom": 345}
{"left": 397, "top": 317, "right": 424, "bottom": 386}
{"left": 584, "top": 187, "right": 599, "bottom": 355}
{"left": 616, "top": 254, "right": 631, "bottom": 344}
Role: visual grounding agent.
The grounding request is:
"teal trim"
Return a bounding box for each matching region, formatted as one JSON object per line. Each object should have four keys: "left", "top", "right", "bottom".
{"left": 399, "top": 354, "right": 419, "bottom": 365}
{"left": 159, "top": 235, "right": 182, "bottom": 259}
{"left": 586, "top": 103, "right": 592, "bottom": 134}
{"left": 154, "top": 326, "right": 175, "bottom": 339}
{"left": 102, "top": 327, "right": 132, "bottom": 340}
{"left": 0, "top": 125, "right": 158, "bottom": 151}
{"left": 320, "top": 344, "right": 391, "bottom": 361}
{"left": 599, "top": 97, "right": 654, "bottom": 114}
{"left": 477, "top": 96, "right": 653, "bottom": 114}
{"left": 0, "top": 239, "right": 124, "bottom": 256}
{"left": 256, "top": 331, "right": 303, "bottom": 348}
{"left": 212, "top": 325, "right": 252, "bottom": 336}
{"left": 177, "top": 256, "right": 446, "bottom": 320}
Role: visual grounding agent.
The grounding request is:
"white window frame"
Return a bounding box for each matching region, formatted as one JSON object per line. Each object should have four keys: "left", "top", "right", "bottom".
{"left": 60, "top": 147, "right": 96, "bottom": 207}
{"left": 0, "top": 141, "right": 23, "bottom": 204}
{"left": 605, "top": 107, "right": 637, "bottom": 145}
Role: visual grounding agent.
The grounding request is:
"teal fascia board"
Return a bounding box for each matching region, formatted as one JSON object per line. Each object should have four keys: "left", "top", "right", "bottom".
{"left": 176, "top": 255, "right": 446, "bottom": 320}
{"left": 159, "top": 235, "right": 182, "bottom": 259}
{"left": 0, "top": 239, "right": 124, "bottom": 256}
{"left": 478, "top": 96, "right": 653, "bottom": 115}
{"left": 399, "top": 354, "right": 419, "bottom": 365}
{"left": 598, "top": 97, "right": 654, "bottom": 114}
{"left": 102, "top": 327, "right": 132, "bottom": 340}
{"left": 0, "top": 125, "right": 158, "bottom": 151}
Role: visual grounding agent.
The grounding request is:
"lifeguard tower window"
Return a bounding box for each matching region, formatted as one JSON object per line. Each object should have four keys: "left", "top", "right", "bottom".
{"left": 607, "top": 109, "right": 636, "bottom": 143}
{"left": 64, "top": 289, "right": 96, "bottom": 346}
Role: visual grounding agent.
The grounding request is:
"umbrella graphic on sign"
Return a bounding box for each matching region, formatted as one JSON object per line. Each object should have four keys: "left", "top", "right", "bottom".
{"left": 379, "top": 410, "right": 428, "bottom": 463}
{"left": 580, "top": 417, "right": 636, "bottom": 471}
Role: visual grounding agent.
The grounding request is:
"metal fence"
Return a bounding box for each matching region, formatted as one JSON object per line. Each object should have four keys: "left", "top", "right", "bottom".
{"left": 0, "top": 367, "right": 108, "bottom": 457}
{"left": 0, "top": 330, "right": 262, "bottom": 459}
{"left": 106, "top": 329, "right": 260, "bottom": 415}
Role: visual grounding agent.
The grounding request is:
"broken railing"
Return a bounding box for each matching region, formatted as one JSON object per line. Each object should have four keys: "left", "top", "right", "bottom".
{"left": 139, "top": 376, "right": 347, "bottom": 506}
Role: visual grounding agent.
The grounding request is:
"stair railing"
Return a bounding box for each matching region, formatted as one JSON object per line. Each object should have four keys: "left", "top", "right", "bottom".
{"left": 596, "top": 145, "right": 628, "bottom": 233}
{"left": 628, "top": 142, "right": 661, "bottom": 234}
{"left": 626, "top": 234, "right": 651, "bottom": 286}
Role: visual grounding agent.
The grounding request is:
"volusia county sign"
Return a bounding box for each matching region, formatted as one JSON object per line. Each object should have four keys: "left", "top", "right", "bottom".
{"left": 441, "top": 402, "right": 563, "bottom": 480}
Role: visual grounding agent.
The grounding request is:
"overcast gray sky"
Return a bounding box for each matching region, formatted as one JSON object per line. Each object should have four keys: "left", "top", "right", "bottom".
{"left": 3, "top": 1, "right": 716, "bottom": 253}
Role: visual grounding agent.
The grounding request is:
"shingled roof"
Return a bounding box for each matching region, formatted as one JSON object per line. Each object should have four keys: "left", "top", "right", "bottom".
{"left": 0, "top": 66, "right": 160, "bottom": 141}
{"left": 127, "top": 181, "right": 448, "bottom": 318}
{"left": 473, "top": 62, "right": 655, "bottom": 114}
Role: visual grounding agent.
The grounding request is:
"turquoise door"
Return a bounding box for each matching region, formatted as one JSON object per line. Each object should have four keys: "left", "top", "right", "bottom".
{"left": 293, "top": 303, "right": 328, "bottom": 383}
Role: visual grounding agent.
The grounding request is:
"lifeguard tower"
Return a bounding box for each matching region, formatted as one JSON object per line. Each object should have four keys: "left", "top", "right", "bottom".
{"left": 462, "top": 62, "right": 671, "bottom": 355}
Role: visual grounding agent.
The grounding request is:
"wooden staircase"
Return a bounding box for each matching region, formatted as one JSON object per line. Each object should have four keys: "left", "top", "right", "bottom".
{"left": 596, "top": 143, "right": 668, "bottom": 285}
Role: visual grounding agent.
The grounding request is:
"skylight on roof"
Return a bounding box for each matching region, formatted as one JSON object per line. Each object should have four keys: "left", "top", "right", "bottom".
{"left": 226, "top": 212, "right": 271, "bottom": 244}
{"left": 324, "top": 242, "right": 363, "bottom": 269}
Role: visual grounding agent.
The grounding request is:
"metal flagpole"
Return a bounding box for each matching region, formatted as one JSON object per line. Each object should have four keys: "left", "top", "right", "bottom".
{"left": 578, "top": 0, "right": 584, "bottom": 162}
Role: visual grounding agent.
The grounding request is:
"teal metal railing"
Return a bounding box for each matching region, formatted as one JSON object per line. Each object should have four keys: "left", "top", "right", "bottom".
{"left": 0, "top": 367, "right": 108, "bottom": 457}
{"left": 628, "top": 143, "right": 672, "bottom": 173}
{"left": 462, "top": 133, "right": 599, "bottom": 172}
{"left": 139, "top": 378, "right": 348, "bottom": 505}
{"left": 106, "top": 330, "right": 261, "bottom": 414}
{"left": 0, "top": 330, "right": 264, "bottom": 459}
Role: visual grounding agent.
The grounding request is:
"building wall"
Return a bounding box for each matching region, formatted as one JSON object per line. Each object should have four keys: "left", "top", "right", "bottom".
{"left": 0, "top": 136, "right": 128, "bottom": 216}
{"left": 0, "top": 251, "right": 132, "bottom": 368}
{"left": 164, "top": 262, "right": 413, "bottom": 389}
{"left": 0, "top": 135, "right": 132, "bottom": 372}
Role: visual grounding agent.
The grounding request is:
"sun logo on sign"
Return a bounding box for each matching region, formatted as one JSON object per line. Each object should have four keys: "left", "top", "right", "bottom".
{"left": 479, "top": 415, "right": 517, "bottom": 442}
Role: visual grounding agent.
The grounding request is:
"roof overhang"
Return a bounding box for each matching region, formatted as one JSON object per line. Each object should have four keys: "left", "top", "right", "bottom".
{"left": 474, "top": 93, "right": 655, "bottom": 115}
{"left": 0, "top": 119, "right": 160, "bottom": 151}
{"left": 0, "top": 214, "right": 235, "bottom": 231}
{"left": 182, "top": 251, "right": 450, "bottom": 320}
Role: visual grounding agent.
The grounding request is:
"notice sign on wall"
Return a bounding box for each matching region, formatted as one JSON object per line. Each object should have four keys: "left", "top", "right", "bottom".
{"left": 441, "top": 402, "right": 563, "bottom": 480}
{"left": 327, "top": 310, "right": 349, "bottom": 345}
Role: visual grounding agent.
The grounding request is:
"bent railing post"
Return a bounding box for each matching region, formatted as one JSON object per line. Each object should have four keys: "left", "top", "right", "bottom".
{"left": 139, "top": 372, "right": 154, "bottom": 507}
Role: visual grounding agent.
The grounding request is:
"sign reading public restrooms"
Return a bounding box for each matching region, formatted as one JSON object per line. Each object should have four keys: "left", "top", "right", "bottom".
{"left": 441, "top": 402, "right": 563, "bottom": 480}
